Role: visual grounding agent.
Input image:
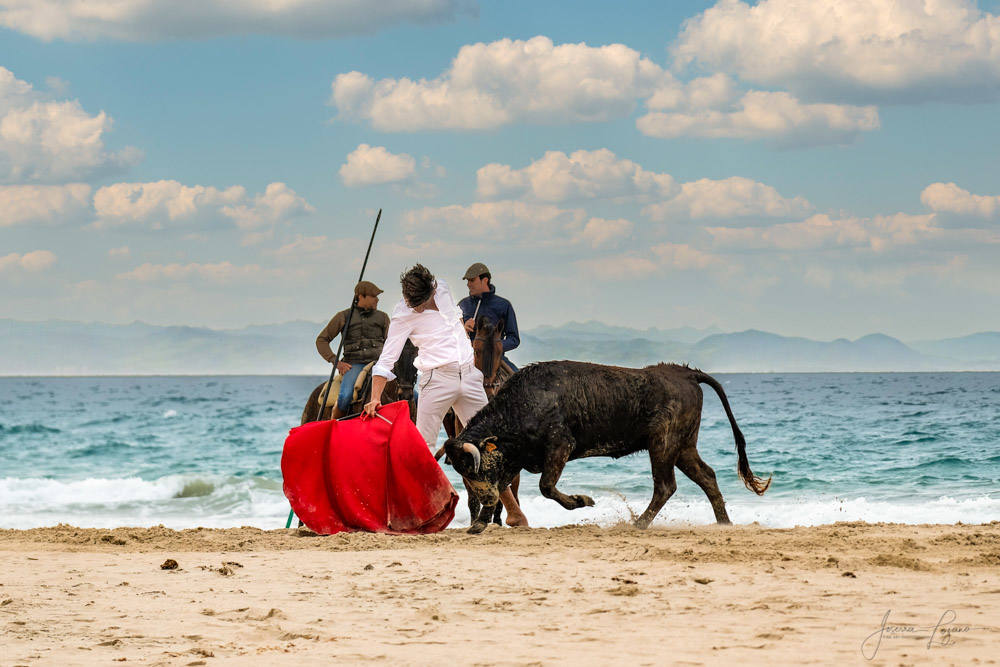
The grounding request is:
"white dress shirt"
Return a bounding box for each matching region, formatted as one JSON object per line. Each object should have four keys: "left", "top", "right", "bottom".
{"left": 372, "top": 279, "right": 474, "bottom": 381}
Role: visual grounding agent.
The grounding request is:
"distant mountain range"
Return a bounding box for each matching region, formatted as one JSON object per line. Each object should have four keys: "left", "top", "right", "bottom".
{"left": 2, "top": 318, "right": 999, "bottom": 375}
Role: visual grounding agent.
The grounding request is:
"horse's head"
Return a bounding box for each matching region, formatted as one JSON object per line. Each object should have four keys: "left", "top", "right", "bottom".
{"left": 472, "top": 316, "right": 504, "bottom": 387}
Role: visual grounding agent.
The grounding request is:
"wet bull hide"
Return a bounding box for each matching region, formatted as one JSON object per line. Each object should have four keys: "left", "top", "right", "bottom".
{"left": 443, "top": 361, "right": 771, "bottom": 534}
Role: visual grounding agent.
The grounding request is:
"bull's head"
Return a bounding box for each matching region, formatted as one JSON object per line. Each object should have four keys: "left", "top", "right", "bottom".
{"left": 443, "top": 436, "right": 503, "bottom": 505}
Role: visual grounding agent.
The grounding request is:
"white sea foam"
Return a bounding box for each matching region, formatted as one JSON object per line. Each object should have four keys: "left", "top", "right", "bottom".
{"left": 163, "top": 409, "right": 178, "bottom": 418}
{"left": 1, "top": 476, "right": 998, "bottom": 531}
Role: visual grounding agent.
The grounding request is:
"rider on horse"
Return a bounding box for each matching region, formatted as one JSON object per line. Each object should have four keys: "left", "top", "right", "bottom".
{"left": 315, "top": 280, "right": 389, "bottom": 419}
{"left": 458, "top": 262, "right": 520, "bottom": 371}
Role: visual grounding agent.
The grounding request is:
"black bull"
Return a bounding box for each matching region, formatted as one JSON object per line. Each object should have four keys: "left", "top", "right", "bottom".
{"left": 444, "top": 361, "right": 771, "bottom": 534}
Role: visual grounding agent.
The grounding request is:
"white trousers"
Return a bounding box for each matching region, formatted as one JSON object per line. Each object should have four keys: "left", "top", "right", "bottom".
{"left": 415, "top": 361, "right": 488, "bottom": 448}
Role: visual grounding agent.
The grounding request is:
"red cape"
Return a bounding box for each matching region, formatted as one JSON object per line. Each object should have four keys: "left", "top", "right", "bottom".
{"left": 281, "top": 400, "right": 457, "bottom": 535}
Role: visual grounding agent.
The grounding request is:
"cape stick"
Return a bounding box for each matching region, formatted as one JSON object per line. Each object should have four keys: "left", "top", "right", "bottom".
{"left": 286, "top": 208, "right": 382, "bottom": 529}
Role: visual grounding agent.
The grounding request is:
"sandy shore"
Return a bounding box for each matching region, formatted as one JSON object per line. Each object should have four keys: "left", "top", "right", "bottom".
{"left": 1, "top": 522, "right": 999, "bottom": 665}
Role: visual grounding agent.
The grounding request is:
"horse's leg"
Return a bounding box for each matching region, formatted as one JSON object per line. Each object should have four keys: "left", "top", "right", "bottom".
{"left": 302, "top": 383, "right": 324, "bottom": 425}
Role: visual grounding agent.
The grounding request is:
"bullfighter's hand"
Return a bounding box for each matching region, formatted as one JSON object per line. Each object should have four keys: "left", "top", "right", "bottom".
{"left": 337, "top": 361, "right": 351, "bottom": 375}
{"left": 464, "top": 318, "right": 475, "bottom": 333}
{"left": 362, "top": 398, "right": 381, "bottom": 419}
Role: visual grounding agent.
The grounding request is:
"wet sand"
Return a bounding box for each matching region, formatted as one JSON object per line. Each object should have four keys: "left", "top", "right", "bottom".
{"left": 1, "top": 522, "right": 999, "bottom": 665}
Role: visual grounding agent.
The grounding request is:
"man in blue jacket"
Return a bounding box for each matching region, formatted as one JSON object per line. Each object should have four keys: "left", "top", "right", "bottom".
{"left": 458, "top": 262, "right": 520, "bottom": 371}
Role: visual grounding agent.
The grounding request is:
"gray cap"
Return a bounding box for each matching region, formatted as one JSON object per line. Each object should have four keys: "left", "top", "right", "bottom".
{"left": 462, "top": 262, "right": 490, "bottom": 280}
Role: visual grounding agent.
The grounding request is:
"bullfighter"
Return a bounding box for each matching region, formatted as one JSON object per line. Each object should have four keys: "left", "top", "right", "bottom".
{"left": 363, "top": 264, "right": 529, "bottom": 527}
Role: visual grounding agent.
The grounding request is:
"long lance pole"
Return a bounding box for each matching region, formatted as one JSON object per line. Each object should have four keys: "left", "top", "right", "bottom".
{"left": 286, "top": 208, "right": 382, "bottom": 529}
{"left": 315, "top": 208, "right": 382, "bottom": 419}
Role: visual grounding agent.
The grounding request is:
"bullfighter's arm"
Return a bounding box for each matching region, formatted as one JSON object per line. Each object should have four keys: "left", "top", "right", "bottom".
{"left": 315, "top": 311, "right": 346, "bottom": 362}
{"left": 501, "top": 302, "right": 520, "bottom": 353}
{"left": 370, "top": 316, "right": 413, "bottom": 382}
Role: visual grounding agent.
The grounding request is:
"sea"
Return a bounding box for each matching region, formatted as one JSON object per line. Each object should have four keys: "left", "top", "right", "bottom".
{"left": 1, "top": 373, "right": 998, "bottom": 531}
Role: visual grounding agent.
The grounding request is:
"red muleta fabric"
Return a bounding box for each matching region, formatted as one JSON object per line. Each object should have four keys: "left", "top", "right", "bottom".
{"left": 281, "top": 400, "right": 458, "bottom": 535}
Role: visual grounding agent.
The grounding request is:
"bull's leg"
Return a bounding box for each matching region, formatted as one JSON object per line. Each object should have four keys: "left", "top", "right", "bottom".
{"left": 463, "top": 477, "right": 482, "bottom": 527}
{"left": 634, "top": 425, "right": 683, "bottom": 529}
{"left": 539, "top": 441, "right": 594, "bottom": 510}
{"left": 635, "top": 462, "right": 677, "bottom": 528}
{"left": 676, "top": 448, "right": 731, "bottom": 525}
{"left": 491, "top": 471, "right": 522, "bottom": 525}
{"left": 467, "top": 500, "right": 496, "bottom": 534}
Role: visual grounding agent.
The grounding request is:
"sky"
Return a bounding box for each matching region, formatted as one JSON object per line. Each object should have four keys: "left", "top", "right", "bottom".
{"left": 2, "top": 0, "right": 1000, "bottom": 341}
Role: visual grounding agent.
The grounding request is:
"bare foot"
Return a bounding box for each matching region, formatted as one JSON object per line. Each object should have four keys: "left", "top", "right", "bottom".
{"left": 505, "top": 512, "right": 529, "bottom": 528}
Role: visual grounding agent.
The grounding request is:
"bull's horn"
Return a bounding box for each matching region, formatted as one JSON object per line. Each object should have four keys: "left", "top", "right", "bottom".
{"left": 462, "top": 442, "right": 481, "bottom": 474}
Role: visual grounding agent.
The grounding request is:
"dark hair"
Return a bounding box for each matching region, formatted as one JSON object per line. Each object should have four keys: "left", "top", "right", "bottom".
{"left": 400, "top": 264, "right": 436, "bottom": 308}
{"left": 479, "top": 272, "right": 491, "bottom": 283}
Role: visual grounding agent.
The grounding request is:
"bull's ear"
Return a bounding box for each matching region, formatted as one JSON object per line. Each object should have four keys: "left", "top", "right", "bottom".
{"left": 479, "top": 436, "right": 498, "bottom": 453}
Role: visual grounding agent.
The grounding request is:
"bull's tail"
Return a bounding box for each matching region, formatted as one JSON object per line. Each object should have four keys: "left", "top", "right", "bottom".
{"left": 693, "top": 370, "right": 771, "bottom": 495}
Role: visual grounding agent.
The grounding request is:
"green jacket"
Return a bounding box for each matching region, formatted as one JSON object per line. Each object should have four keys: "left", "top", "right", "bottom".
{"left": 316, "top": 307, "right": 390, "bottom": 364}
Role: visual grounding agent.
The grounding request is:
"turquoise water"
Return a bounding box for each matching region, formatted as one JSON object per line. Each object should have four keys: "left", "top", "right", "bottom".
{"left": 1, "top": 373, "right": 998, "bottom": 529}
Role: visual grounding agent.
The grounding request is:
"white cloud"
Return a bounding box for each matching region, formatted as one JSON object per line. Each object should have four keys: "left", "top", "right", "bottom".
{"left": 402, "top": 200, "right": 588, "bottom": 245}
{"left": 575, "top": 243, "right": 723, "bottom": 279}
{"left": 92, "top": 180, "right": 312, "bottom": 242}
{"left": 1, "top": 67, "right": 140, "bottom": 182}
{"left": 270, "top": 234, "right": 335, "bottom": 262}
{"left": 93, "top": 180, "right": 245, "bottom": 228}
{"left": 116, "top": 261, "right": 280, "bottom": 284}
{"left": 107, "top": 246, "right": 129, "bottom": 257}
{"left": 477, "top": 150, "right": 810, "bottom": 223}
{"left": 330, "top": 36, "right": 667, "bottom": 131}
{"left": 402, "top": 200, "right": 639, "bottom": 251}
{"left": 643, "top": 176, "right": 812, "bottom": 221}
{"left": 638, "top": 87, "right": 879, "bottom": 146}
{"left": 580, "top": 217, "right": 634, "bottom": 248}
{"left": 575, "top": 254, "right": 662, "bottom": 280}
{"left": 706, "top": 212, "right": 939, "bottom": 252}
{"left": 672, "top": 0, "right": 1000, "bottom": 104}
{"left": 477, "top": 149, "right": 676, "bottom": 201}
{"left": 921, "top": 182, "right": 1000, "bottom": 218}
{"left": 650, "top": 242, "right": 722, "bottom": 270}
{"left": 0, "top": 249, "right": 56, "bottom": 272}
{"left": 0, "top": 183, "right": 90, "bottom": 226}
{"left": 339, "top": 144, "right": 416, "bottom": 187}
{"left": 0, "top": 0, "right": 474, "bottom": 41}
{"left": 331, "top": 35, "right": 879, "bottom": 145}
{"left": 220, "top": 182, "right": 314, "bottom": 230}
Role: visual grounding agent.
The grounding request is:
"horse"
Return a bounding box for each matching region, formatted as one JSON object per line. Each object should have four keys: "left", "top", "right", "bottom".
{"left": 300, "top": 339, "right": 418, "bottom": 425}
{"left": 441, "top": 316, "right": 519, "bottom": 525}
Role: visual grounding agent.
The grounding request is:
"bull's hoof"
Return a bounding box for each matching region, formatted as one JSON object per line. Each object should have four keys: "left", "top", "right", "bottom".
{"left": 467, "top": 521, "right": 488, "bottom": 535}
{"left": 634, "top": 517, "right": 652, "bottom": 530}
{"left": 572, "top": 494, "right": 595, "bottom": 508}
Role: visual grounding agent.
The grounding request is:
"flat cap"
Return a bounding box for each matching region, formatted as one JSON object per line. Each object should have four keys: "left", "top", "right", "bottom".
{"left": 462, "top": 262, "right": 490, "bottom": 280}
{"left": 354, "top": 280, "right": 383, "bottom": 297}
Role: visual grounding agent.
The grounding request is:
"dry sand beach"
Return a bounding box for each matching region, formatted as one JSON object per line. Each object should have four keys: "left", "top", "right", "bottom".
{"left": 1, "top": 522, "right": 998, "bottom": 665}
